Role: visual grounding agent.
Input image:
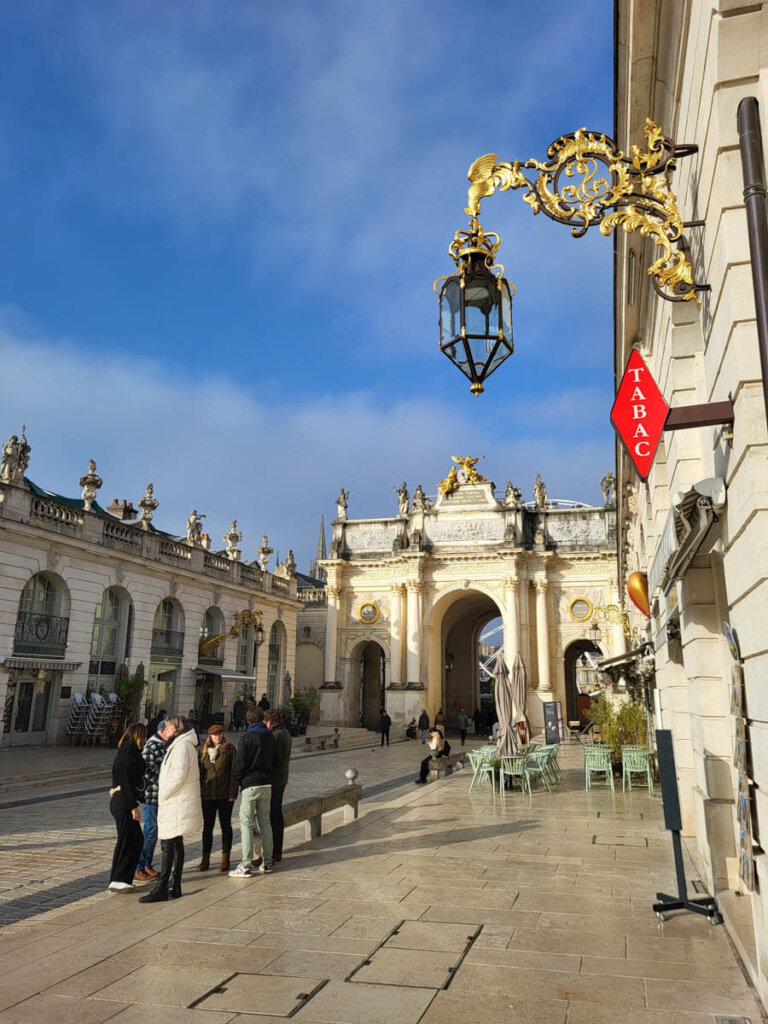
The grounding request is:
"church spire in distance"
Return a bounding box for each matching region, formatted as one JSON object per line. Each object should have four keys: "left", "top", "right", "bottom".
{"left": 309, "top": 512, "right": 327, "bottom": 582}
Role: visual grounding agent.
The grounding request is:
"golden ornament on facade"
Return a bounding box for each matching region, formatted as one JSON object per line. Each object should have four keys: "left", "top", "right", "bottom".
{"left": 439, "top": 455, "right": 487, "bottom": 494}
{"left": 463, "top": 118, "right": 697, "bottom": 302}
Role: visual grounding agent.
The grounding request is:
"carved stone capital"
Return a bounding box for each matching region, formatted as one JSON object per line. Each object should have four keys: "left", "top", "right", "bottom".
{"left": 534, "top": 578, "right": 549, "bottom": 594}
{"left": 503, "top": 576, "right": 519, "bottom": 593}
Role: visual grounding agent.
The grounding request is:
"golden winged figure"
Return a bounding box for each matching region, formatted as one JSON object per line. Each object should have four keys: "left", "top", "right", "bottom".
{"left": 439, "top": 455, "right": 487, "bottom": 495}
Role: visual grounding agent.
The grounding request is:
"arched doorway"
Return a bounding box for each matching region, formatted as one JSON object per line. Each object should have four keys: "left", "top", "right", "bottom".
{"left": 349, "top": 639, "right": 386, "bottom": 730}
{"left": 428, "top": 588, "right": 504, "bottom": 730}
{"left": 88, "top": 586, "right": 134, "bottom": 696}
{"left": 564, "top": 639, "right": 603, "bottom": 726}
{"left": 147, "top": 597, "right": 185, "bottom": 720}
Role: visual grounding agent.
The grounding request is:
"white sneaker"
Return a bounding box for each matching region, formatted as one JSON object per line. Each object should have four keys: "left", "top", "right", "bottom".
{"left": 108, "top": 881, "right": 134, "bottom": 892}
{"left": 228, "top": 864, "right": 253, "bottom": 878}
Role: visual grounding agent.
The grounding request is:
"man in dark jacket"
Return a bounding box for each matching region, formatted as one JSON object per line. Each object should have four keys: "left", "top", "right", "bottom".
{"left": 418, "top": 709, "right": 430, "bottom": 744}
{"left": 379, "top": 709, "right": 392, "bottom": 747}
{"left": 266, "top": 708, "right": 292, "bottom": 863}
{"left": 229, "top": 707, "right": 277, "bottom": 878}
{"left": 135, "top": 718, "right": 175, "bottom": 881}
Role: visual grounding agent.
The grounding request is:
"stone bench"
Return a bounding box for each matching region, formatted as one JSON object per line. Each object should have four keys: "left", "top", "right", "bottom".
{"left": 283, "top": 783, "right": 362, "bottom": 841}
{"left": 301, "top": 731, "right": 339, "bottom": 752}
{"left": 427, "top": 751, "right": 467, "bottom": 782}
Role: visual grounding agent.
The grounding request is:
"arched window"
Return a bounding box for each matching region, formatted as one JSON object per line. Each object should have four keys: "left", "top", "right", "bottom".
{"left": 267, "top": 622, "right": 285, "bottom": 706}
{"left": 14, "top": 572, "right": 70, "bottom": 657}
{"left": 151, "top": 598, "right": 185, "bottom": 656}
{"left": 89, "top": 588, "right": 133, "bottom": 692}
{"left": 200, "top": 607, "right": 225, "bottom": 640}
{"left": 19, "top": 575, "right": 55, "bottom": 616}
{"left": 237, "top": 623, "right": 251, "bottom": 673}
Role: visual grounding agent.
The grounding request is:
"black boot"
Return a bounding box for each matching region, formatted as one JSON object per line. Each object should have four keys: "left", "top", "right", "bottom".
{"left": 139, "top": 839, "right": 172, "bottom": 903}
{"left": 168, "top": 837, "right": 184, "bottom": 899}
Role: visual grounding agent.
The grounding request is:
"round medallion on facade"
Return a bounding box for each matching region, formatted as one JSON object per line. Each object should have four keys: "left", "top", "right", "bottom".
{"left": 568, "top": 597, "right": 593, "bottom": 622}
{"left": 358, "top": 602, "right": 380, "bottom": 624}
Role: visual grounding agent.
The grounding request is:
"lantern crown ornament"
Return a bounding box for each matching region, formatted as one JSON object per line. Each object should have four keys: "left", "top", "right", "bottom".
{"left": 434, "top": 216, "right": 515, "bottom": 396}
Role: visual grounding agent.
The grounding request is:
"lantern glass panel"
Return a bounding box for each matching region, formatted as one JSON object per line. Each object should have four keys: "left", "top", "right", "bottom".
{"left": 439, "top": 278, "right": 461, "bottom": 346}
{"left": 464, "top": 271, "right": 497, "bottom": 337}
{"left": 488, "top": 341, "right": 512, "bottom": 373}
{"left": 500, "top": 280, "right": 513, "bottom": 341}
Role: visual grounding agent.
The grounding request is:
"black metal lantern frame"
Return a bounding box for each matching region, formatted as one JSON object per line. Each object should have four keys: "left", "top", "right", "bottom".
{"left": 434, "top": 218, "right": 515, "bottom": 396}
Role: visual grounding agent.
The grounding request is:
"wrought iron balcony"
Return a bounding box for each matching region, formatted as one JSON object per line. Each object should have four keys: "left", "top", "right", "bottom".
{"left": 150, "top": 628, "right": 185, "bottom": 657}
{"left": 14, "top": 611, "right": 69, "bottom": 655}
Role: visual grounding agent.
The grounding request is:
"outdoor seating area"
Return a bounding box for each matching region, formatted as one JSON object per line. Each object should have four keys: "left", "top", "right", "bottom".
{"left": 582, "top": 740, "right": 653, "bottom": 794}
{"left": 467, "top": 741, "right": 562, "bottom": 798}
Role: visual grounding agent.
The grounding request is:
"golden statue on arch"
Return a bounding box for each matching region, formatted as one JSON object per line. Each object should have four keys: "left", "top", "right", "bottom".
{"left": 439, "top": 455, "right": 487, "bottom": 495}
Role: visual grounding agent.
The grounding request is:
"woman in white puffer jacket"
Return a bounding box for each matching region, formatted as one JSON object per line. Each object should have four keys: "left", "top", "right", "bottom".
{"left": 139, "top": 716, "right": 203, "bottom": 903}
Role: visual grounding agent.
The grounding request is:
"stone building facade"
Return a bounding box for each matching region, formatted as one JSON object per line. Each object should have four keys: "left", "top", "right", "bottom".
{"left": 0, "top": 437, "right": 299, "bottom": 747}
{"left": 615, "top": 0, "right": 768, "bottom": 1005}
{"left": 299, "top": 460, "right": 624, "bottom": 733}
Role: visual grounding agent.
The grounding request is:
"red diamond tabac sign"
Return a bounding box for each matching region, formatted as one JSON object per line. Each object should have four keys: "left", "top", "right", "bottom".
{"left": 611, "top": 349, "right": 669, "bottom": 480}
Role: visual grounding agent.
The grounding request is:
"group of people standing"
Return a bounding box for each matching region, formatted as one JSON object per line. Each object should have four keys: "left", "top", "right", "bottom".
{"left": 107, "top": 706, "right": 292, "bottom": 900}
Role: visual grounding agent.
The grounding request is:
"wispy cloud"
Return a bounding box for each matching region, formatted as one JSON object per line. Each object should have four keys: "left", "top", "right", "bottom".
{"left": 0, "top": 325, "right": 612, "bottom": 570}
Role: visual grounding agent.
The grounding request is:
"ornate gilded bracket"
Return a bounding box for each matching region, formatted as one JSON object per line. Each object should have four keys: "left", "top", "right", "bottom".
{"left": 198, "top": 608, "right": 262, "bottom": 659}
{"left": 464, "top": 119, "right": 704, "bottom": 303}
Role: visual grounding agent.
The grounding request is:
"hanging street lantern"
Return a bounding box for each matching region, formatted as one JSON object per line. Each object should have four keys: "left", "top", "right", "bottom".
{"left": 434, "top": 218, "right": 515, "bottom": 395}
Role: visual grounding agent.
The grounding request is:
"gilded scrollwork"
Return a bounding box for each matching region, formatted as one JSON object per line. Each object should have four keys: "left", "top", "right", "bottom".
{"left": 463, "top": 118, "right": 695, "bottom": 302}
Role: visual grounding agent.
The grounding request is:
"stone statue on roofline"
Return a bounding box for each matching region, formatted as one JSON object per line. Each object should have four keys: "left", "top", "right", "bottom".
{"left": 336, "top": 488, "right": 349, "bottom": 520}
{"left": 138, "top": 483, "right": 159, "bottom": 528}
{"left": 257, "top": 534, "right": 273, "bottom": 571}
{"left": 601, "top": 471, "right": 616, "bottom": 506}
{"left": 186, "top": 509, "right": 206, "bottom": 545}
{"left": 504, "top": 480, "right": 522, "bottom": 507}
{"left": 223, "top": 520, "right": 243, "bottom": 560}
{"left": 1, "top": 427, "right": 30, "bottom": 484}
{"left": 412, "top": 484, "right": 431, "bottom": 512}
{"left": 395, "top": 481, "right": 410, "bottom": 516}
{"left": 79, "top": 459, "right": 103, "bottom": 511}
{"left": 533, "top": 474, "right": 548, "bottom": 509}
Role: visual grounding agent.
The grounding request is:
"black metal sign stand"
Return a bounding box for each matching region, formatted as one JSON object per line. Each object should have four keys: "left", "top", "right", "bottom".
{"left": 653, "top": 730, "right": 723, "bottom": 925}
{"left": 653, "top": 830, "right": 722, "bottom": 924}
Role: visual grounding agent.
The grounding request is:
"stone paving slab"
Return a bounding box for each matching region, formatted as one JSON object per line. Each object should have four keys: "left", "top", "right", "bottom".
{"left": 0, "top": 739, "right": 765, "bottom": 1023}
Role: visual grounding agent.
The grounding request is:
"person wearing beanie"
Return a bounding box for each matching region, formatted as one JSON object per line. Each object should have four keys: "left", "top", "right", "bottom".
{"left": 197, "top": 724, "right": 238, "bottom": 872}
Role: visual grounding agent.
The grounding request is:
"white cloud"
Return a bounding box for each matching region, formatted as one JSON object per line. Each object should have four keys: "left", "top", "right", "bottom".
{"left": 0, "top": 327, "right": 612, "bottom": 570}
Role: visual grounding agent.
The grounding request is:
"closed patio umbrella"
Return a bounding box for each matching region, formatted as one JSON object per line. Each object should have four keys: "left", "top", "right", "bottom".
{"left": 493, "top": 655, "right": 519, "bottom": 756}
{"left": 511, "top": 653, "right": 529, "bottom": 741}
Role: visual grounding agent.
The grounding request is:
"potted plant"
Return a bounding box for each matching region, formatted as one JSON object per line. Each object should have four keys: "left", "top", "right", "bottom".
{"left": 286, "top": 686, "right": 318, "bottom": 736}
{"left": 586, "top": 693, "right": 647, "bottom": 770}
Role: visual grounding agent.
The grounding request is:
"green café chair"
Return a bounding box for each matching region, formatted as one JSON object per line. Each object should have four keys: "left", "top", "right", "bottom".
{"left": 500, "top": 755, "right": 531, "bottom": 798}
{"left": 467, "top": 749, "right": 496, "bottom": 794}
{"left": 584, "top": 744, "right": 614, "bottom": 791}
{"left": 622, "top": 746, "right": 653, "bottom": 794}
{"left": 524, "top": 749, "right": 552, "bottom": 793}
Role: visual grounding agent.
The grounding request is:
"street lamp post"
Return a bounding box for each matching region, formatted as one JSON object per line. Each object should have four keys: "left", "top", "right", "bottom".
{"left": 437, "top": 119, "right": 707, "bottom": 394}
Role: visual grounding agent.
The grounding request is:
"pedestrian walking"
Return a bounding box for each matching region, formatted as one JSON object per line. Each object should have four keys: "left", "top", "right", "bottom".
{"left": 418, "top": 708, "right": 429, "bottom": 744}
{"left": 147, "top": 708, "right": 166, "bottom": 737}
{"left": 229, "top": 707, "right": 277, "bottom": 878}
{"left": 415, "top": 729, "right": 451, "bottom": 785}
{"left": 434, "top": 708, "right": 447, "bottom": 735}
{"left": 107, "top": 722, "right": 146, "bottom": 893}
{"left": 197, "top": 724, "right": 238, "bottom": 873}
{"left": 139, "top": 716, "right": 202, "bottom": 903}
{"left": 379, "top": 708, "right": 391, "bottom": 747}
{"left": 134, "top": 717, "right": 176, "bottom": 881}
{"left": 456, "top": 707, "right": 469, "bottom": 746}
{"left": 258, "top": 692, "right": 270, "bottom": 711}
{"left": 472, "top": 706, "right": 481, "bottom": 737}
{"left": 266, "top": 708, "right": 292, "bottom": 864}
{"left": 478, "top": 705, "right": 489, "bottom": 738}
{"left": 233, "top": 698, "right": 245, "bottom": 731}
{"left": 188, "top": 709, "right": 201, "bottom": 739}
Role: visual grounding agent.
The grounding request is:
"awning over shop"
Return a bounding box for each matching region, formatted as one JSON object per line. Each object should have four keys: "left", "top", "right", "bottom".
{"left": 0, "top": 657, "right": 82, "bottom": 672}
{"left": 194, "top": 666, "right": 256, "bottom": 683}
{"left": 647, "top": 477, "right": 725, "bottom": 597}
{"left": 596, "top": 644, "right": 652, "bottom": 672}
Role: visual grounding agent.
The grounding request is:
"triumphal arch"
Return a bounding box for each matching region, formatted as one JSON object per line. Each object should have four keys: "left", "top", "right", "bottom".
{"left": 315, "top": 458, "right": 624, "bottom": 731}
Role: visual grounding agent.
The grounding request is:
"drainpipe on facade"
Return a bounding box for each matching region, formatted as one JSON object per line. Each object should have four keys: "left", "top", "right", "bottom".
{"left": 738, "top": 97, "right": 768, "bottom": 429}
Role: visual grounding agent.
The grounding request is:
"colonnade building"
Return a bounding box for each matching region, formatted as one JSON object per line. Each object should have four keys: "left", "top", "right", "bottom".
{"left": 0, "top": 433, "right": 299, "bottom": 747}
{"left": 299, "top": 459, "right": 627, "bottom": 732}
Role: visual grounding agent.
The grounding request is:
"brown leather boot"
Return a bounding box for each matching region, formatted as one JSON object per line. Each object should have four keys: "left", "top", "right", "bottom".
{"left": 197, "top": 852, "right": 210, "bottom": 872}
{"left": 219, "top": 852, "right": 230, "bottom": 873}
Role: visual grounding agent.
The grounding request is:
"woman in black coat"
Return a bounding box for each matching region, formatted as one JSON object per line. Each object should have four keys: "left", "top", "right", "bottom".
{"left": 108, "top": 722, "right": 146, "bottom": 892}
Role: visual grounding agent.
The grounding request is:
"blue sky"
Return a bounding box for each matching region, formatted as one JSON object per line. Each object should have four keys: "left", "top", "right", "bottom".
{"left": 0, "top": 0, "right": 614, "bottom": 571}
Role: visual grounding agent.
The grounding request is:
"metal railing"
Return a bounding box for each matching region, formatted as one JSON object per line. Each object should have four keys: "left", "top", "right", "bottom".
{"left": 14, "top": 611, "right": 69, "bottom": 649}
{"left": 150, "top": 628, "right": 185, "bottom": 656}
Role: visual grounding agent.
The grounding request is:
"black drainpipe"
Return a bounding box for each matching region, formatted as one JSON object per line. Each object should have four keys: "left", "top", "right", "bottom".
{"left": 738, "top": 97, "right": 768, "bottom": 427}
